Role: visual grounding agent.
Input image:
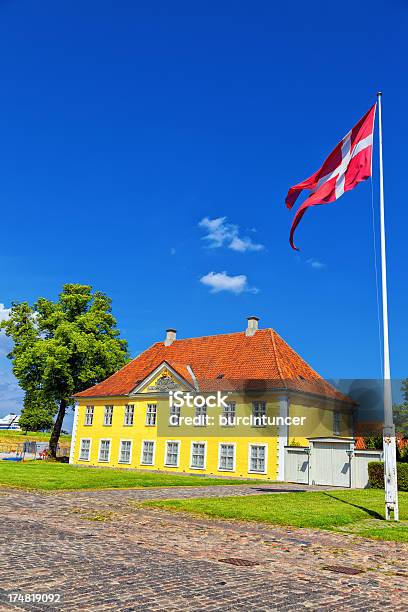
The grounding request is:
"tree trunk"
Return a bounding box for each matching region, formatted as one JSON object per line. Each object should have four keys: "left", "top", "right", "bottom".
{"left": 49, "top": 399, "right": 67, "bottom": 458}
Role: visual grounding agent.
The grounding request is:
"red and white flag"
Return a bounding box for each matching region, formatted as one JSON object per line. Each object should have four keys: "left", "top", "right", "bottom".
{"left": 286, "top": 104, "right": 377, "bottom": 250}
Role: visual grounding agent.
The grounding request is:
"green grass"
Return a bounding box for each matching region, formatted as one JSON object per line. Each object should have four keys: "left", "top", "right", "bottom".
{"left": 0, "top": 460, "right": 268, "bottom": 491}
{"left": 144, "top": 489, "right": 408, "bottom": 542}
{"left": 0, "top": 430, "right": 71, "bottom": 445}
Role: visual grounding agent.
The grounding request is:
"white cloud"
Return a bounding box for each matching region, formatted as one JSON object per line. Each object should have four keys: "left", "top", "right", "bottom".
{"left": 0, "top": 304, "right": 11, "bottom": 356}
{"left": 0, "top": 304, "right": 10, "bottom": 322}
{"left": 229, "top": 236, "right": 264, "bottom": 252}
{"left": 306, "top": 258, "right": 327, "bottom": 270}
{"left": 199, "top": 217, "right": 264, "bottom": 253}
{"left": 200, "top": 271, "right": 258, "bottom": 294}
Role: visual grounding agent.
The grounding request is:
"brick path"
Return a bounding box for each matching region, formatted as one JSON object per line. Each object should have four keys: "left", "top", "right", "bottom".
{"left": 0, "top": 485, "right": 407, "bottom": 611}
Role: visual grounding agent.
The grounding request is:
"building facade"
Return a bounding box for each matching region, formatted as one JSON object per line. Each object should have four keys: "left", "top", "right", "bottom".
{"left": 70, "top": 318, "right": 354, "bottom": 480}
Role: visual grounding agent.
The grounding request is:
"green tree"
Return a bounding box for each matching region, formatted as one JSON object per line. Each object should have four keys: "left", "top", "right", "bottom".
{"left": 19, "top": 390, "right": 55, "bottom": 432}
{"left": 1, "top": 284, "right": 129, "bottom": 456}
{"left": 393, "top": 379, "right": 408, "bottom": 437}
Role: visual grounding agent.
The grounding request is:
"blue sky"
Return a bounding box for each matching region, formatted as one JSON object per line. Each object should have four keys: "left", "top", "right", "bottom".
{"left": 1, "top": 1, "right": 407, "bottom": 428}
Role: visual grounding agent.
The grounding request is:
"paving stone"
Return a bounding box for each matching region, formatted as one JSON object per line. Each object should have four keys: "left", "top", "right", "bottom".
{"left": 0, "top": 485, "right": 406, "bottom": 611}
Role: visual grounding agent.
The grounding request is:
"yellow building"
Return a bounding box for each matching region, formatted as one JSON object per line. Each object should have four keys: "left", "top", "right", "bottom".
{"left": 70, "top": 317, "right": 354, "bottom": 481}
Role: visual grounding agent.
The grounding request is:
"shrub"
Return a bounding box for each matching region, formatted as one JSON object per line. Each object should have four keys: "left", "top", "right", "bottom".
{"left": 368, "top": 461, "right": 408, "bottom": 491}
{"left": 364, "top": 435, "right": 383, "bottom": 450}
{"left": 397, "top": 443, "right": 408, "bottom": 463}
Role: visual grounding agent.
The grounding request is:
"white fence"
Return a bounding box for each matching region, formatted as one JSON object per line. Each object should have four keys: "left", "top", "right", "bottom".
{"left": 284, "top": 441, "right": 383, "bottom": 488}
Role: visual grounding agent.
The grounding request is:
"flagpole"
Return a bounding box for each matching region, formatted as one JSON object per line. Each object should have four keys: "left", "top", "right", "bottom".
{"left": 377, "top": 91, "right": 399, "bottom": 521}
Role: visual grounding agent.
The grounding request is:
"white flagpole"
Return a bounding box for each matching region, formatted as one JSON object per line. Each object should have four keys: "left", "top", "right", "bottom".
{"left": 377, "top": 91, "right": 399, "bottom": 521}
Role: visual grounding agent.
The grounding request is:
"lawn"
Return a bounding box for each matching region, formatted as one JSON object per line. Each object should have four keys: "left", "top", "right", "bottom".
{"left": 144, "top": 489, "right": 408, "bottom": 543}
{"left": 0, "top": 460, "right": 268, "bottom": 491}
{"left": 0, "top": 430, "right": 71, "bottom": 445}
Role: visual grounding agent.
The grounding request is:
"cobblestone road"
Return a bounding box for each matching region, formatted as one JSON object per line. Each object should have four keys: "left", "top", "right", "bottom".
{"left": 1, "top": 485, "right": 407, "bottom": 611}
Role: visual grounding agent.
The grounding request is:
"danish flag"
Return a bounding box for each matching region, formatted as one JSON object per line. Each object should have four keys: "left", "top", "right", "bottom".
{"left": 286, "top": 104, "right": 377, "bottom": 250}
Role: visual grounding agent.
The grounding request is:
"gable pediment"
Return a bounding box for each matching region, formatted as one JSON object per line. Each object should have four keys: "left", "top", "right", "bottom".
{"left": 129, "top": 361, "right": 194, "bottom": 395}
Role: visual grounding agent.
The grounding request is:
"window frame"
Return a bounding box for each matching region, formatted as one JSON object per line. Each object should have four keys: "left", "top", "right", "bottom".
{"left": 248, "top": 443, "right": 268, "bottom": 474}
{"left": 124, "top": 404, "right": 135, "bottom": 426}
{"left": 145, "top": 404, "right": 157, "bottom": 426}
{"left": 189, "top": 441, "right": 207, "bottom": 470}
{"left": 333, "top": 411, "right": 341, "bottom": 436}
{"left": 98, "top": 438, "right": 112, "bottom": 463}
{"left": 164, "top": 440, "right": 181, "bottom": 468}
{"left": 194, "top": 402, "right": 207, "bottom": 427}
{"left": 103, "top": 405, "right": 114, "bottom": 426}
{"left": 252, "top": 401, "right": 266, "bottom": 427}
{"left": 84, "top": 405, "right": 94, "bottom": 426}
{"left": 169, "top": 403, "right": 181, "bottom": 426}
{"left": 118, "top": 439, "right": 132, "bottom": 464}
{"left": 79, "top": 438, "right": 91, "bottom": 461}
{"left": 140, "top": 440, "right": 156, "bottom": 466}
{"left": 218, "top": 442, "right": 236, "bottom": 472}
{"left": 221, "top": 402, "right": 236, "bottom": 427}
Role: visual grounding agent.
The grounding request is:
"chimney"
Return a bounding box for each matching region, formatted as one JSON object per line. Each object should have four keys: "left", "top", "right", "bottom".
{"left": 164, "top": 328, "right": 177, "bottom": 346}
{"left": 245, "top": 316, "right": 259, "bottom": 337}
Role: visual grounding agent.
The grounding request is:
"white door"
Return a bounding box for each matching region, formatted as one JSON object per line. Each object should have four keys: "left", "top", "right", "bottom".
{"left": 312, "top": 442, "right": 350, "bottom": 487}
{"left": 296, "top": 452, "right": 309, "bottom": 484}
{"left": 285, "top": 449, "right": 309, "bottom": 484}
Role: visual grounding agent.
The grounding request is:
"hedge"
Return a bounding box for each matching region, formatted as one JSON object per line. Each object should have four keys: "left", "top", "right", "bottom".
{"left": 368, "top": 461, "right": 408, "bottom": 491}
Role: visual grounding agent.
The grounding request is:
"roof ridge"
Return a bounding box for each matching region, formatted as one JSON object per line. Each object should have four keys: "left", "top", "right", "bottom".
{"left": 269, "top": 329, "right": 286, "bottom": 383}
{"left": 272, "top": 329, "right": 326, "bottom": 380}
{"left": 156, "top": 328, "right": 275, "bottom": 343}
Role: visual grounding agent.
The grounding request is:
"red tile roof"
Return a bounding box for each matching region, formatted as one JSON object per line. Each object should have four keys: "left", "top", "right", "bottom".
{"left": 74, "top": 328, "right": 353, "bottom": 403}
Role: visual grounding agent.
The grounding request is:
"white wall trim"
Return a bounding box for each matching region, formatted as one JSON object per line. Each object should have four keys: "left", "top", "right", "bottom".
{"left": 78, "top": 437, "right": 92, "bottom": 462}
{"left": 248, "top": 442, "right": 268, "bottom": 475}
{"left": 189, "top": 440, "right": 207, "bottom": 470}
{"left": 140, "top": 439, "right": 156, "bottom": 466}
{"left": 164, "top": 440, "right": 181, "bottom": 467}
{"left": 98, "top": 438, "right": 112, "bottom": 463}
{"left": 118, "top": 438, "right": 133, "bottom": 464}
{"left": 69, "top": 402, "right": 79, "bottom": 464}
{"left": 218, "top": 441, "right": 237, "bottom": 472}
{"left": 277, "top": 395, "right": 290, "bottom": 481}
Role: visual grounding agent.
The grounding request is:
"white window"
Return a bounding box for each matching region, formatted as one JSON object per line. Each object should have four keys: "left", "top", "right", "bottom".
{"left": 249, "top": 444, "right": 267, "bottom": 473}
{"left": 98, "top": 439, "right": 111, "bottom": 462}
{"left": 222, "top": 402, "right": 236, "bottom": 426}
{"left": 84, "top": 406, "right": 94, "bottom": 426}
{"left": 169, "top": 404, "right": 181, "bottom": 426}
{"left": 165, "top": 441, "right": 180, "bottom": 467}
{"left": 119, "top": 440, "right": 132, "bottom": 464}
{"left": 124, "top": 404, "right": 134, "bottom": 426}
{"left": 190, "top": 442, "right": 206, "bottom": 469}
{"left": 333, "top": 411, "right": 341, "bottom": 435}
{"left": 252, "top": 401, "right": 266, "bottom": 426}
{"left": 195, "top": 403, "right": 207, "bottom": 426}
{"left": 79, "top": 439, "right": 91, "bottom": 461}
{"left": 146, "top": 404, "right": 157, "bottom": 426}
{"left": 104, "top": 405, "right": 113, "bottom": 426}
{"left": 219, "top": 443, "right": 235, "bottom": 471}
{"left": 141, "top": 441, "right": 155, "bottom": 465}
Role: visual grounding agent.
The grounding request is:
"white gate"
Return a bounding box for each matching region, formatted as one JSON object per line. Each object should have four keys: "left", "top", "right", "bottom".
{"left": 309, "top": 438, "right": 353, "bottom": 487}
{"left": 284, "top": 439, "right": 381, "bottom": 488}
{"left": 284, "top": 447, "right": 309, "bottom": 484}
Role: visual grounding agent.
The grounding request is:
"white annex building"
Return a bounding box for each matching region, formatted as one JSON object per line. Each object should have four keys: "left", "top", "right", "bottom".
{"left": 0, "top": 413, "right": 21, "bottom": 430}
